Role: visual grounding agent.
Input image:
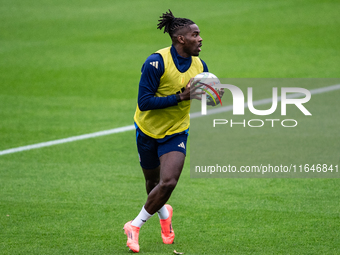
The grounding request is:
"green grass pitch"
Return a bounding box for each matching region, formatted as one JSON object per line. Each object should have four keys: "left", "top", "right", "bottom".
{"left": 1, "top": 0, "right": 339, "bottom": 254}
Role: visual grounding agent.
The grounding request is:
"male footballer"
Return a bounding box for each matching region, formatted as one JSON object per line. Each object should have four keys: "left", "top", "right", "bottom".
{"left": 124, "top": 10, "right": 213, "bottom": 253}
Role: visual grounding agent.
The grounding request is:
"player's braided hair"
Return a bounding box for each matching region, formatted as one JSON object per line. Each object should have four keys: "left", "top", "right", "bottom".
{"left": 157, "top": 9, "right": 195, "bottom": 37}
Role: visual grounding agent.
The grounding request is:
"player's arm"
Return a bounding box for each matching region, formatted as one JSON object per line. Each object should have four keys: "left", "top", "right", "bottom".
{"left": 137, "top": 54, "right": 179, "bottom": 111}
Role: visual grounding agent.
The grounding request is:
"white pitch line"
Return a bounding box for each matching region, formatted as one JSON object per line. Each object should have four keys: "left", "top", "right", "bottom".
{"left": 1, "top": 83, "right": 340, "bottom": 156}
{"left": 0, "top": 125, "right": 135, "bottom": 156}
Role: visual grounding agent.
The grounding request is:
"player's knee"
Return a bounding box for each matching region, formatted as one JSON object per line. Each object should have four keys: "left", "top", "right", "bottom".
{"left": 146, "top": 179, "right": 159, "bottom": 192}
{"left": 147, "top": 180, "right": 159, "bottom": 188}
{"left": 160, "top": 178, "right": 178, "bottom": 193}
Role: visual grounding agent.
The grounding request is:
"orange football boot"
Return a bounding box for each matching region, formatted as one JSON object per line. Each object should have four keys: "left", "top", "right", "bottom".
{"left": 160, "top": 204, "right": 175, "bottom": 244}
{"left": 123, "top": 221, "right": 140, "bottom": 253}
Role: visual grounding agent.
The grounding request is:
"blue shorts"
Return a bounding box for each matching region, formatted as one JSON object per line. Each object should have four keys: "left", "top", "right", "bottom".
{"left": 136, "top": 126, "right": 188, "bottom": 169}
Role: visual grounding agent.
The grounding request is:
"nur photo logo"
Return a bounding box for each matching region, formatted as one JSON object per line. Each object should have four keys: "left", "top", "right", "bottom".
{"left": 197, "top": 79, "right": 312, "bottom": 128}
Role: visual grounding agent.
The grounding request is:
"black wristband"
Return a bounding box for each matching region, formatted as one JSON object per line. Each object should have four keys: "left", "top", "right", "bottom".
{"left": 175, "top": 94, "right": 182, "bottom": 102}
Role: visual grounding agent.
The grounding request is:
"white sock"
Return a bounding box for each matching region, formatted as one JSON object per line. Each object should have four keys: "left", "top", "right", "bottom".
{"left": 131, "top": 206, "right": 153, "bottom": 228}
{"left": 157, "top": 205, "right": 169, "bottom": 220}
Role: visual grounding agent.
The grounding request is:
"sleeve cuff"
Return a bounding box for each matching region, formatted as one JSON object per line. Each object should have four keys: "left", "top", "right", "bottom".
{"left": 175, "top": 94, "right": 182, "bottom": 103}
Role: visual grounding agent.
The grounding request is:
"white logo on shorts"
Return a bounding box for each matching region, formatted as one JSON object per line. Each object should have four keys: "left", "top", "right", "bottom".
{"left": 178, "top": 142, "right": 185, "bottom": 149}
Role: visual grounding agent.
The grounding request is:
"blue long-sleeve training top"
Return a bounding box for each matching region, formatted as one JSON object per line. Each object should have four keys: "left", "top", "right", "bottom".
{"left": 137, "top": 45, "right": 208, "bottom": 111}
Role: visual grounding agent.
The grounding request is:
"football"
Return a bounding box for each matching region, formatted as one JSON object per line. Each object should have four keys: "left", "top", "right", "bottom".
{"left": 193, "top": 72, "right": 222, "bottom": 106}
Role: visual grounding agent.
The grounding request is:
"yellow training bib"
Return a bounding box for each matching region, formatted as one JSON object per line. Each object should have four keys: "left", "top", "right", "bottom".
{"left": 134, "top": 46, "right": 203, "bottom": 139}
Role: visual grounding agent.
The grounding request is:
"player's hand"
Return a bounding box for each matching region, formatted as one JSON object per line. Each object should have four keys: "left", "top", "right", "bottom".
{"left": 179, "top": 78, "right": 204, "bottom": 101}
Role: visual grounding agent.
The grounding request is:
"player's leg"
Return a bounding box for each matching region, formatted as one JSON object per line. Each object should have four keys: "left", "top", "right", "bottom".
{"left": 144, "top": 131, "right": 188, "bottom": 214}
{"left": 142, "top": 166, "right": 160, "bottom": 194}
{"left": 155, "top": 133, "right": 188, "bottom": 244}
{"left": 124, "top": 130, "right": 187, "bottom": 250}
{"left": 143, "top": 151, "right": 185, "bottom": 214}
{"left": 130, "top": 130, "right": 160, "bottom": 228}
{"left": 142, "top": 166, "right": 171, "bottom": 223}
{"left": 124, "top": 171, "right": 161, "bottom": 253}
{"left": 123, "top": 130, "right": 160, "bottom": 253}
{"left": 142, "top": 166, "right": 174, "bottom": 226}
{"left": 143, "top": 150, "right": 185, "bottom": 244}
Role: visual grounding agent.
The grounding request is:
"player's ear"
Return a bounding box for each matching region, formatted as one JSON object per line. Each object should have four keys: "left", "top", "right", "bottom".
{"left": 177, "top": 35, "right": 185, "bottom": 44}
